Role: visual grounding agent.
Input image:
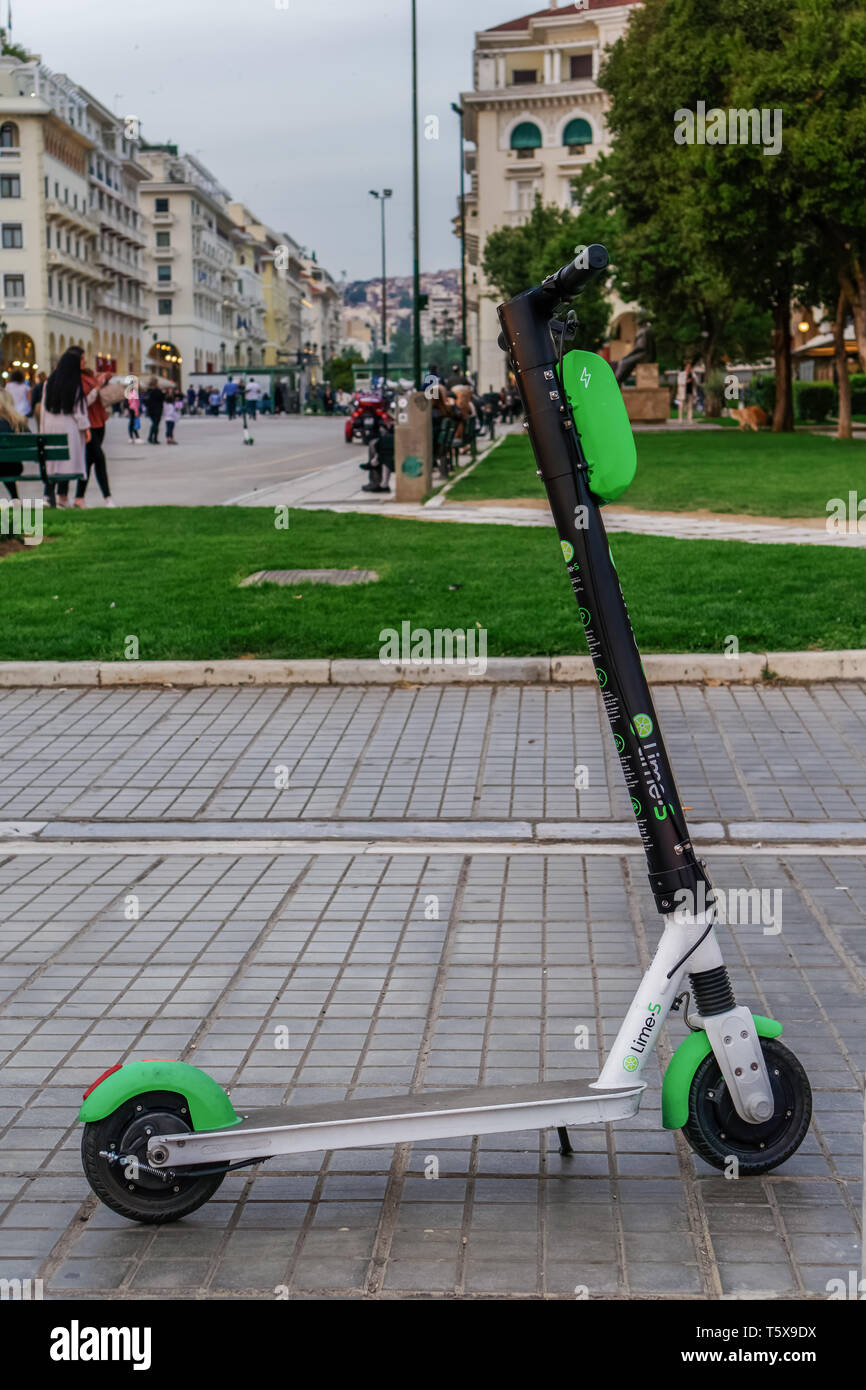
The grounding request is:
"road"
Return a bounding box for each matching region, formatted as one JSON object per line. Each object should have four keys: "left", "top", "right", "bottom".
{"left": 15, "top": 413, "right": 354, "bottom": 507}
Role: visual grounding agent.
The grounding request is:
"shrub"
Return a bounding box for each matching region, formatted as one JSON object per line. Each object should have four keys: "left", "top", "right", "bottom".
{"left": 746, "top": 373, "right": 775, "bottom": 415}
{"left": 793, "top": 380, "right": 836, "bottom": 423}
{"left": 849, "top": 373, "right": 866, "bottom": 415}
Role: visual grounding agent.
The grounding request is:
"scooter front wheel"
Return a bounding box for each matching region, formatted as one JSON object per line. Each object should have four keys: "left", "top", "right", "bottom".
{"left": 682, "top": 1037, "right": 812, "bottom": 1175}
{"left": 81, "top": 1090, "right": 226, "bottom": 1224}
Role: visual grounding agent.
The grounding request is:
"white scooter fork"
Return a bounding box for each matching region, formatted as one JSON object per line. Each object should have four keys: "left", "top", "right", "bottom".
{"left": 594, "top": 910, "right": 774, "bottom": 1124}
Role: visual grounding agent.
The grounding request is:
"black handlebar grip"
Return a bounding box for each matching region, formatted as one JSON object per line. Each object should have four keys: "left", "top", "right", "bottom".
{"left": 544, "top": 244, "right": 609, "bottom": 299}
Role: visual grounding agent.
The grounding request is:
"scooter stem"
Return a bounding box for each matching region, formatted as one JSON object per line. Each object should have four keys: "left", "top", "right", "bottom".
{"left": 498, "top": 284, "right": 713, "bottom": 919}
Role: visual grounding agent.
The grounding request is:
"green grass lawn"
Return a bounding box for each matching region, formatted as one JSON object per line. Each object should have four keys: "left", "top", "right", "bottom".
{"left": 0, "top": 506, "right": 863, "bottom": 660}
{"left": 449, "top": 431, "right": 866, "bottom": 517}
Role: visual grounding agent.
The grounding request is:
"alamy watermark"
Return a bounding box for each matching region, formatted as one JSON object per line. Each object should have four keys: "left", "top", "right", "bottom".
{"left": 0, "top": 498, "right": 43, "bottom": 546}
{"left": 674, "top": 101, "right": 782, "bottom": 156}
{"left": 674, "top": 881, "right": 782, "bottom": 935}
{"left": 379, "top": 621, "right": 487, "bottom": 676}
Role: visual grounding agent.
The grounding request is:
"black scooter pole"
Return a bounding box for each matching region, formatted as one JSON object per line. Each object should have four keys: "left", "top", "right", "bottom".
{"left": 498, "top": 252, "right": 712, "bottom": 917}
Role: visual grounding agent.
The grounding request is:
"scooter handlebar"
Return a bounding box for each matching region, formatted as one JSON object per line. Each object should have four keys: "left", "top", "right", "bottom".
{"left": 542, "top": 243, "right": 609, "bottom": 300}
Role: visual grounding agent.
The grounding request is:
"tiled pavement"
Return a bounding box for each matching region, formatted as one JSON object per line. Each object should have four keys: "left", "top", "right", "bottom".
{"left": 0, "top": 683, "right": 864, "bottom": 1299}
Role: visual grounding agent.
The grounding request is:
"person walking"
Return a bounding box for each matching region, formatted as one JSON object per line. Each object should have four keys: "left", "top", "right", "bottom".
{"left": 164, "top": 392, "right": 178, "bottom": 443}
{"left": 675, "top": 360, "right": 696, "bottom": 423}
{"left": 6, "top": 369, "right": 31, "bottom": 419}
{"left": 186, "top": 385, "right": 196, "bottom": 416}
{"left": 127, "top": 382, "right": 141, "bottom": 442}
{"left": 244, "top": 377, "right": 262, "bottom": 420}
{"left": 143, "top": 377, "right": 165, "bottom": 443}
{"left": 221, "top": 375, "right": 239, "bottom": 420}
{"left": 197, "top": 385, "right": 209, "bottom": 413}
{"left": 29, "top": 370, "right": 47, "bottom": 426}
{"left": 0, "top": 387, "right": 31, "bottom": 499}
{"left": 40, "top": 349, "right": 90, "bottom": 507}
{"left": 71, "top": 349, "right": 114, "bottom": 507}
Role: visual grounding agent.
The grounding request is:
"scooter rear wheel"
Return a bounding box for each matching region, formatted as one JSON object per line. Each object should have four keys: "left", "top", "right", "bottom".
{"left": 682, "top": 1037, "right": 812, "bottom": 1175}
{"left": 81, "top": 1091, "right": 226, "bottom": 1224}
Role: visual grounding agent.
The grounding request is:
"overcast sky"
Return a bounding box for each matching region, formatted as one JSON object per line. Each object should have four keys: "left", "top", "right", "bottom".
{"left": 12, "top": 0, "right": 518, "bottom": 280}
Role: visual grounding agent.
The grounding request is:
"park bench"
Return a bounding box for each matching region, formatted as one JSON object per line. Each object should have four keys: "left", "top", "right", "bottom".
{"left": 0, "top": 432, "right": 82, "bottom": 507}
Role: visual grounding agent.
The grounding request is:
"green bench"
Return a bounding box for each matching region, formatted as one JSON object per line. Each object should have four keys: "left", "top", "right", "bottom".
{"left": 0, "top": 432, "right": 82, "bottom": 507}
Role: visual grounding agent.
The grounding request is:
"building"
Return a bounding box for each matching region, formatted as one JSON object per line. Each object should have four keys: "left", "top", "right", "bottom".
{"left": 458, "top": 1, "right": 639, "bottom": 389}
{"left": 80, "top": 88, "right": 150, "bottom": 375}
{"left": 137, "top": 145, "right": 243, "bottom": 383}
{"left": 299, "top": 254, "right": 341, "bottom": 391}
{"left": 0, "top": 55, "right": 114, "bottom": 377}
{"left": 227, "top": 205, "right": 304, "bottom": 371}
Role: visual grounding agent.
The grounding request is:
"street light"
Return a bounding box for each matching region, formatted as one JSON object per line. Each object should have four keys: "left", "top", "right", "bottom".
{"left": 369, "top": 189, "right": 392, "bottom": 395}
{"left": 411, "top": 0, "right": 421, "bottom": 389}
{"left": 451, "top": 101, "right": 469, "bottom": 376}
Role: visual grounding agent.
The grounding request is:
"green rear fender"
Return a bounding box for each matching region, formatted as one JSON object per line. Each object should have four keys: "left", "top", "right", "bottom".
{"left": 78, "top": 1060, "right": 240, "bottom": 1131}
{"left": 661, "top": 1015, "right": 783, "bottom": 1130}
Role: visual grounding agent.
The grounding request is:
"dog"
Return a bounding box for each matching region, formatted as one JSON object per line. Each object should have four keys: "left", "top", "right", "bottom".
{"left": 726, "top": 405, "right": 768, "bottom": 431}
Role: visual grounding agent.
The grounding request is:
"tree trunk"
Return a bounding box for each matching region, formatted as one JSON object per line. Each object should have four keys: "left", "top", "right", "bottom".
{"left": 837, "top": 255, "right": 866, "bottom": 372}
{"left": 771, "top": 292, "right": 794, "bottom": 432}
{"left": 834, "top": 289, "right": 852, "bottom": 440}
{"left": 702, "top": 320, "right": 721, "bottom": 416}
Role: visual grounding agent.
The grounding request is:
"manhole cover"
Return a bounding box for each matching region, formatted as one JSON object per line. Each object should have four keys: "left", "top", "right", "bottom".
{"left": 241, "top": 569, "right": 379, "bottom": 587}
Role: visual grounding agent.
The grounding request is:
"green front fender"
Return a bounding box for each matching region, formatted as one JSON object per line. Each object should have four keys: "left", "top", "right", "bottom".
{"left": 661, "top": 1015, "right": 783, "bottom": 1130}
{"left": 78, "top": 1060, "right": 241, "bottom": 1132}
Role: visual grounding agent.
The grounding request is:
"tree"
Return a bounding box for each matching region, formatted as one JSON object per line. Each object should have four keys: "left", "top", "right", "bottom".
{"left": 325, "top": 349, "right": 363, "bottom": 392}
{"left": 482, "top": 195, "right": 611, "bottom": 352}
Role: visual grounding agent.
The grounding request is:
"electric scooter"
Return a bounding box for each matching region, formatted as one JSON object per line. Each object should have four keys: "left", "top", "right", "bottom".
{"left": 78, "top": 245, "right": 812, "bottom": 1224}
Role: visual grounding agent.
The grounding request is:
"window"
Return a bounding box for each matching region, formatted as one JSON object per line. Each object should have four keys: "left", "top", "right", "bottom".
{"left": 0, "top": 175, "right": 21, "bottom": 197}
{"left": 516, "top": 180, "right": 536, "bottom": 212}
{"left": 156, "top": 230, "right": 170, "bottom": 247}
{"left": 47, "top": 274, "right": 53, "bottom": 298}
{"left": 77, "top": 286, "right": 82, "bottom": 309}
{"left": 44, "top": 176, "right": 49, "bottom": 198}
{"left": 54, "top": 181, "right": 59, "bottom": 198}
{"left": 509, "top": 122, "right": 542, "bottom": 152}
{"left": 0, "top": 121, "right": 19, "bottom": 148}
{"left": 157, "top": 298, "right": 172, "bottom": 314}
{"left": 1, "top": 223, "right": 23, "bottom": 248}
{"left": 512, "top": 69, "right": 538, "bottom": 85}
{"left": 157, "top": 264, "right": 171, "bottom": 282}
{"left": 46, "top": 226, "right": 51, "bottom": 248}
{"left": 570, "top": 54, "right": 593, "bottom": 80}
{"left": 3, "top": 274, "right": 24, "bottom": 298}
{"left": 155, "top": 197, "right": 169, "bottom": 213}
{"left": 563, "top": 117, "right": 593, "bottom": 152}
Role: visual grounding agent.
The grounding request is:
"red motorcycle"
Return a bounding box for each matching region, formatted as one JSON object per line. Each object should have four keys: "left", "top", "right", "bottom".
{"left": 345, "top": 392, "right": 391, "bottom": 444}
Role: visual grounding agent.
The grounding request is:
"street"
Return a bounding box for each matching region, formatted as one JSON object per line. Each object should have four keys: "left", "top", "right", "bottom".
{"left": 14, "top": 415, "right": 354, "bottom": 508}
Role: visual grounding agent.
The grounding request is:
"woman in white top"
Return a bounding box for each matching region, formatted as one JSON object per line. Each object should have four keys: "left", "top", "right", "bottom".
{"left": 39, "top": 350, "right": 90, "bottom": 507}
{"left": 6, "top": 370, "right": 31, "bottom": 417}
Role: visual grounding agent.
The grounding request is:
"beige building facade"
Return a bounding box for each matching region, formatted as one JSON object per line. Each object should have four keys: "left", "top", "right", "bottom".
{"left": 459, "top": 1, "right": 638, "bottom": 389}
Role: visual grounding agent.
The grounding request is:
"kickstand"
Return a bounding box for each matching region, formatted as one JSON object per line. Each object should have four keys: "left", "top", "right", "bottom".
{"left": 557, "top": 1126, "right": 574, "bottom": 1157}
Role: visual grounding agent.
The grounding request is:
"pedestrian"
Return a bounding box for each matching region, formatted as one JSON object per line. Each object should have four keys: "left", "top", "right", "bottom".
{"left": 244, "top": 377, "right": 262, "bottom": 420}
{"left": 675, "top": 360, "right": 696, "bottom": 423}
{"left": 127, "top": 382, "right": 141, "bottom": 442}
{"left": 40, "top": 349, "right": 90, "bottom": 507}
{"left": 209, "top": 387, "right": 220, "bottom": 416}
{"left": 0, "top": 387, "right": 31, "bottom": 499}
{"left": 186, "top": 385, "right": 196, "bottom": 416}
{"left": 6, "top": 369, "right": 31, "bottom": 419}
{"left": 221, "top": 375, "right": 239, "bottom": 419}
{"left": 143, "top": 377, "right": 165, "bottom": 443}
{"left": 164, "top": 392, "right": 178, "bottom": 443}
{"left": 323, "top": 387, "right": 334, "bottom": 415}
{"left": 273, "top": 381, "right": 284, "bottom": 415}
{"left": 70, "top": 348, "right": 115, "bottom": 508}
{"left": 197, "top": 385, "right": 209, "bottom": 413}
{"left": 30, "top": 370, "right": 47, "bottom": 426}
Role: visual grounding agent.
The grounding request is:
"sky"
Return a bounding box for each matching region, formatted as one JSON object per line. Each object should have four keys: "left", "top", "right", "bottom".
{"left": 8, "top": 0, "right": 521, "bottom": 281}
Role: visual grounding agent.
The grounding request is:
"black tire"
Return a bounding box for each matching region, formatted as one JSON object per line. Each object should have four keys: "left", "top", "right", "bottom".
{"left": 683, "top": 1037, "right": 812, "bottom": 1175}
{"left": 81, "top": 1091, "right": 225, "bottom": 1224}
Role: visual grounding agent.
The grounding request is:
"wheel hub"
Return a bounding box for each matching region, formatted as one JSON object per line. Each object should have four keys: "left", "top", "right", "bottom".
{"left": 114, "top": 1109, "right": 191, "bottom": 1192}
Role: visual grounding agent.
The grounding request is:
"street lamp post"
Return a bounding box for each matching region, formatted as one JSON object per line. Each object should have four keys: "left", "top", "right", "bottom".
{"left": 369, "top": 189, "right": 392, "bottom": 395}
{"left": 411, "top": 0, "right": 421, "bottom": 390}
{"left": 451, "top": 101, "right": 468, "bottom": 377}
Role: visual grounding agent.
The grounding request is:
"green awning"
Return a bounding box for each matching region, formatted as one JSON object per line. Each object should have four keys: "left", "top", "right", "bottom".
{"left": 563, "top": 118, "right": 593, "bottom": 145}
{"left": 510, "top": 121, "right": 543, "bottom": 150}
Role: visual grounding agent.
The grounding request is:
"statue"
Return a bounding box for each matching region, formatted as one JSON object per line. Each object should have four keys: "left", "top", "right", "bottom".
{"left": 613, "top": 322, "right": 657, "bottom": 385}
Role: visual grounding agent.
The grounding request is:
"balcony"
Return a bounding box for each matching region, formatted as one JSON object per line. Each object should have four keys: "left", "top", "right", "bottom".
{"left": 150, "top": 210, "right": 176, "bottom": 225}
{"left": 47, "top": 247, "right": 106, "bottom": 282}
{"left": 153, "top": 278, "right": 179, "bottom": 292}
{"left": 45, "top": 199, "right": 97, "bottom": 234}
{"left": 0, "top": 146, "right": 21, "bottom": 161}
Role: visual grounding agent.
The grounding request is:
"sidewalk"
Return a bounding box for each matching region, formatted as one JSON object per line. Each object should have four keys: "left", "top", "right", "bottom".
{"left": 0, "top": 682, "right": 862, "bottom": 1299}
{"left": 232, "top": 428, "right": 866, "bottom": 548}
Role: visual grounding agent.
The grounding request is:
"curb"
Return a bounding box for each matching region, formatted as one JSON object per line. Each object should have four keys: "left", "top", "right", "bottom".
{"left": 0, "top": 650, "right": 864, "bottom": 687}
